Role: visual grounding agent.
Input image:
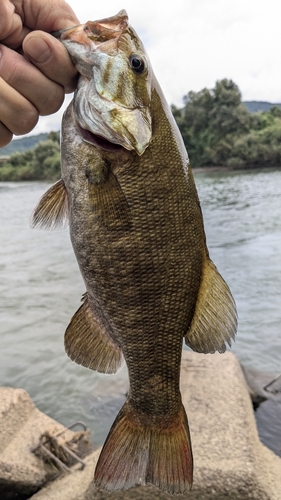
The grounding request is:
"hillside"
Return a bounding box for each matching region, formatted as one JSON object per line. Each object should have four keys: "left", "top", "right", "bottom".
{"left": 0, "top": 133, "right": 50, "bottom": 156}
{"left": 243, "top": 101, "right": 281, "bottom": 113}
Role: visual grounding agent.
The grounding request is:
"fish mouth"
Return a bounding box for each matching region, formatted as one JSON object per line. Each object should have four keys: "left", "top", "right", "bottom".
{"left": 78, "top": 125, "right": 125, "bottom": 153}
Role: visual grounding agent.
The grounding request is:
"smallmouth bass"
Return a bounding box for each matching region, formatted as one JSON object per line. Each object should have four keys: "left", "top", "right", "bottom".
{"left": 32, "top": 10, "right": 237, "bottom": 495}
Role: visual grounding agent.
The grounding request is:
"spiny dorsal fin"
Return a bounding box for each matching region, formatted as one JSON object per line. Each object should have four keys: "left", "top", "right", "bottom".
{"left": 185, "top": 257, "right": 237, "bottom": 354}
{"left": 30, "top": 178, "right": 69, "bottom": 230}
{"left": 65, "top": 294, "right": 124, "bottom": 374}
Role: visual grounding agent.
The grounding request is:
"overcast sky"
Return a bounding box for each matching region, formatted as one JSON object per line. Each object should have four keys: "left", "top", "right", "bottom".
{"left": 22, "top": 0, "right": 281, "bottom": 136}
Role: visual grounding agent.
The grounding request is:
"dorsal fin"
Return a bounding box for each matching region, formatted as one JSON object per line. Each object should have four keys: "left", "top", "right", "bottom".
{"left": 65, "top": 294, "right": 124, "bottom": 374}
{"left": 185, "top": 257, "right": 237, "bottom": 354}
{"left": 30, "top": 179, "right": 69, "bottom": 230}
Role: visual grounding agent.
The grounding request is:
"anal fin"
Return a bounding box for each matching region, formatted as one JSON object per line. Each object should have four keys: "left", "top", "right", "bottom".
{"left": 30, "top": 178, "right": 69, "bottom": 230}
{"left": 65, "top": 294, "right": 124, "bottom": 374}
{"left": 185, "top": 257, "right": 237, "bottom": 354}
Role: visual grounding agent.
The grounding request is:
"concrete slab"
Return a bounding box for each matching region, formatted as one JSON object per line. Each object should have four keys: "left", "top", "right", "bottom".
{"left": 29, "top": 351, "right": 281, "bottom": 499}
{"left": 178, "top": 351, "right": 281, "bottom": 499}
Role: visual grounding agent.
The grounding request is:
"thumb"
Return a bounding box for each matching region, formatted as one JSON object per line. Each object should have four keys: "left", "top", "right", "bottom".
{"left": 23, "top": 31, "right": 78, "bottom": 93}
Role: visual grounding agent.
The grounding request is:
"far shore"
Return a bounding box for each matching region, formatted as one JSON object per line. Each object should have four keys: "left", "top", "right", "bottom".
{"left": 192, "top": 165, "right": 231, "bottom": 173}
{"left": 192, "top": 165, "right": 281, "bottom": 174}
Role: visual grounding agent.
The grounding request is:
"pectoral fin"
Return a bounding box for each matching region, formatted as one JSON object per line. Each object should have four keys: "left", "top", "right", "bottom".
{"left": 88, "top": 169, "right": 131, "bottom": 229}
{"left": 65, "top": 294, "right": 124, "bottom": 374}
{"left": 30, "top": 179, "right": 69, "bottom": 230}
{"left": 185, "top": 257, "right": 237, "bottom": 354}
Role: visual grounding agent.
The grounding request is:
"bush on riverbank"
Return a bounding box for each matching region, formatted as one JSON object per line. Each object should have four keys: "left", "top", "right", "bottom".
{"left": 172, "top": 79, "right": 281, "bottom": 169}
{"left": 0, "top": 132, "right": 60, "bottom": 181}
{"left": 225, "top": 116, "right": 281, "bottom": 169}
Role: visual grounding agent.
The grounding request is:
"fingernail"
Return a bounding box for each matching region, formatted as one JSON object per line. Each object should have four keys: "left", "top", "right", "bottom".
{"left": 24, "top": 37, "right": 51, "bottom": 64}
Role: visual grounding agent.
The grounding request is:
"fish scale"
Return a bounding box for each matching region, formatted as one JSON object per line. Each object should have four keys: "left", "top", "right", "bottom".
{"left": 31, "top": 9, "right": 237, "bottom": 495}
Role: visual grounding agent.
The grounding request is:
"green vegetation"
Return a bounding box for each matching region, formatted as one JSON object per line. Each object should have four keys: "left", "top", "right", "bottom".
{"left": 0, "top": 80, "right": 281, "bottom": 180}
{"left": 0, "top": 132, "right": 60, "bottom": 181}
{"left": 172, "top": 79, "right": 281, "bottom": 169}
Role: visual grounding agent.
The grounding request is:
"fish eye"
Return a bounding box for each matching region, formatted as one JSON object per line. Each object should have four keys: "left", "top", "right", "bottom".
{"left": 129, "top": 54, "right": 145, "bottom": 74}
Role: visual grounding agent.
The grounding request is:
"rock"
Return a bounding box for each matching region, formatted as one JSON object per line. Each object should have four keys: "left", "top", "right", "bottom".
{"left": 29, "top": 351, "right": 281, "bottom": 500}
{"left": 241, "top": 365, "right": 281, "bottom": 457}
{"left": 0, "top": 387, "right": 87, "bottom": 500}
{"left": 241, "top": 365, "right": 279, "bottom": 407}
{"left": 255, "top": 395, "right": 281, "bottom": 457}
{"left": 178, "top": 352, "right": 281, "bottom": 500}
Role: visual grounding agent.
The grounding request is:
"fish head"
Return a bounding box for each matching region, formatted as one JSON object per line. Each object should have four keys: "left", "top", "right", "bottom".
{"left": 58, "top": 10, "right": 152, "bottom": 155}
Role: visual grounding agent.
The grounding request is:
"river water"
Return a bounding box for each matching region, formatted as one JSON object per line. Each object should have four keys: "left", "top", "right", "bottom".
{"left": 0, "top": 168, "right": 281, "bottom": 450}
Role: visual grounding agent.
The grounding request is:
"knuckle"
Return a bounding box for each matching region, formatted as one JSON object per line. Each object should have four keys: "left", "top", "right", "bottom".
{"left": 65, "top": 75, "right": 78, "bottom": 94}
{"left": 14, "top": 108, "right": 39, "bottom": 135}
{"left": 0, "top": 47, "right": 27, "bottom": 87}
{"left": 39, "top": 84, "right": 65, "bottom": 115}
{"left": 0, "top": 123, "right": 13, "bottom": 148}
{"left": 4, "top": 59, "right": 22, "bottom": 87}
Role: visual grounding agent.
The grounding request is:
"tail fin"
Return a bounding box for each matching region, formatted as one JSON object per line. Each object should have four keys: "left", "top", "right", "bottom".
{"left": 94, "top": 401, "right": 193, "bottom": 494}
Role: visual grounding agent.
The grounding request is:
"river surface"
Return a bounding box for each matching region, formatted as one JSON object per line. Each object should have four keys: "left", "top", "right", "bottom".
{"left": 0, "top": 169, "right": 281, "bottom": 450}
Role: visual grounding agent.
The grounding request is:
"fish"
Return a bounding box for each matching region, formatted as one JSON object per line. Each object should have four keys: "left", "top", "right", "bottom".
{"left": 31, "top": 10, "right": 237, "bottom": 495}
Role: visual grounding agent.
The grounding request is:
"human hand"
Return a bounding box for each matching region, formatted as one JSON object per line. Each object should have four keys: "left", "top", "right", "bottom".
{"left": 0, "top": 0, "right": 80, "bottom": 147}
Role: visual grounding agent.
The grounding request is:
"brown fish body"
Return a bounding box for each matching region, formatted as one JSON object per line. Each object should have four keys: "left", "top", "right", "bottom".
{"left": 32, "top": 10, "right": 237, "bottom": 495}
{"left": 62, "top": 90, "right": 204, "bottom": 410}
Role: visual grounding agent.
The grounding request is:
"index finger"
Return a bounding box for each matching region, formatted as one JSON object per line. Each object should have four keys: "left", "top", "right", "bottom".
{"left": 20, "top": 0, "right": 80, "bottom": 31}
{"left": 0, "top": 0, "right": 29, "bottom": 48}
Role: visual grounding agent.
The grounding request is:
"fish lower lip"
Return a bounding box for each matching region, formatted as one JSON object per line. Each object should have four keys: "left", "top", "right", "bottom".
{"left": 78, "top": 125, "right": 124, "bottom": 152}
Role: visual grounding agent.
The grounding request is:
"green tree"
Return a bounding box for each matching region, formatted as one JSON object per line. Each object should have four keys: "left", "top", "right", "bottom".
{"left": 172, "top": 79, "right": 252, "bottom": 167}
{"left": 269, "top": 106, "right": 281, "bottom": 118}
{"left": 47, "top": 131, "right": 60, "bottom": 144}
{"left": 209, "top": 79, "right": 250, "bottom": 137}
{"left": 176, "top": 88, "right": 214, "bottom": 166}
{"left": 32, "top": 140, "right": 60, "bottom": 179}
{"left": 227, "top": 120, "right": 281, "bottom": 168}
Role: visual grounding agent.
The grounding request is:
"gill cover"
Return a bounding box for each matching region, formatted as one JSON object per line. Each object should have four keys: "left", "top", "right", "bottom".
{"left": 59, "top": 10, "right": 152, "bottom": 155}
